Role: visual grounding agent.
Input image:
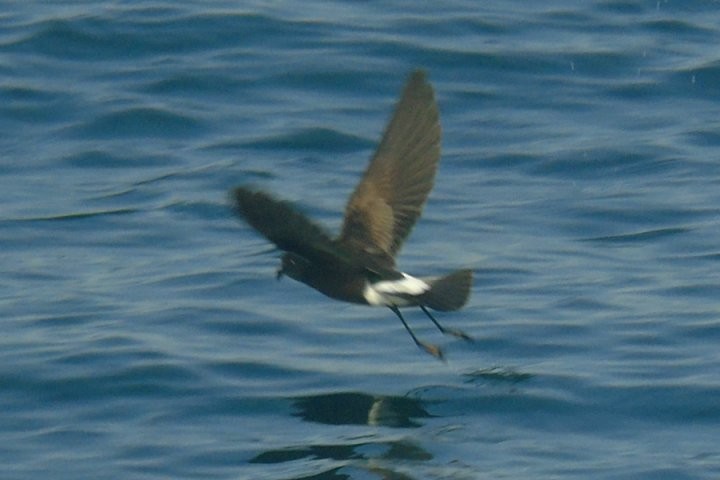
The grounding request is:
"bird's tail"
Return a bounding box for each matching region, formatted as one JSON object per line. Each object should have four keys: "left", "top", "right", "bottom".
{"left": 419, "top": 269, "right": 473, "bottom": 311}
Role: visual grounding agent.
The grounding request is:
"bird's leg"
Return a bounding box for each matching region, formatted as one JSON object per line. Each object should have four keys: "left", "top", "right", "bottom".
{"left": 390, "top": 306, "right": 444, "bottom": 360}
{"left": 420, "top": 305, "right": 473, "bottom": 342}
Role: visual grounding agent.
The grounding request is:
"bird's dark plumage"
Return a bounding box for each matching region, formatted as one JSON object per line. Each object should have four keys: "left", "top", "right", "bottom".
{"left": 231, "top": 70, "right": 472, "bottom": 359}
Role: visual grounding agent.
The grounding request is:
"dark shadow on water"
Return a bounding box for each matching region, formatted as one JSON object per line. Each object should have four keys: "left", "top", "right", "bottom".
{"left": 292, "top": 391, "right": 431, "bottom": 428}
{"left": 248, "top": 392, "right": 432, "bottom": 479}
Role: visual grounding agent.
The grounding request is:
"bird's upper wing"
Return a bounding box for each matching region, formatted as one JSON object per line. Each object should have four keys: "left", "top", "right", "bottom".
{"left": 232, "top": 187, "right": 394, "bottom": 274}
{"left": 338, "top": 70, "right": 441, "bottom": 261}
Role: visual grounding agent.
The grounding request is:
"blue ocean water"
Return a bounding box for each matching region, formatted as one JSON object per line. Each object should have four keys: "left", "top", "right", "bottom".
{"left": 2, "top": 1, "right": 720, "bottom": 478}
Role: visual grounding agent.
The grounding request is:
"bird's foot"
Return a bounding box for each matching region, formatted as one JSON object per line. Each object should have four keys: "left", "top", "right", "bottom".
{"left": 418, "top": 341, "right": 445, "bottom": 361}
{"left": 442, "top": 327, "right": 474, "bottom": 342}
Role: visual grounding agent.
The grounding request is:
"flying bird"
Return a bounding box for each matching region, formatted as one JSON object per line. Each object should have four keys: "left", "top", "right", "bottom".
{"left": 232, "top": 70, "right": 472, "bottom": 359}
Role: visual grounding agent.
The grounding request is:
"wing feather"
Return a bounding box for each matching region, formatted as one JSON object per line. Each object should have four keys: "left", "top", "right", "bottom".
{"left": 232, "top": 186, "right": 396, "bottom": 275}
{"left": 232, "top": 187, "right": 339, "bottom": 265}
{"left": 339, "top": 70, "right": 441, "bottom": 259}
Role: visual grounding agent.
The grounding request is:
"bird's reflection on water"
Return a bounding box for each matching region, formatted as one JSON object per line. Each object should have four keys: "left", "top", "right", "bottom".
{"left": 249, "top": 391, "right": 432, "bottom": 479}
{"left": 292, "top": 391, "right": 431, "bottom": 428}
{"left": 247, "top": 373, "right": 532, "bottom": 478}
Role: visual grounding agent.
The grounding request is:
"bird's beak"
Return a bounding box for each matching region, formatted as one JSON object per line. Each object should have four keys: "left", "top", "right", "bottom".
{"left": 276, "top": 267, "right": 284, "bottom": 280}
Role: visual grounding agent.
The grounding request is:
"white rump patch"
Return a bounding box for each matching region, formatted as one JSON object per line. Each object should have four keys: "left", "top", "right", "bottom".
{"left": 363, "top": 273, "right": 430, "bottom": 307}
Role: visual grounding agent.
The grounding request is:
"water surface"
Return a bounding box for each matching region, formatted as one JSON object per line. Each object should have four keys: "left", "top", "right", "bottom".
{"left": 2, "top": 1, "right": 720, "bottom": 479}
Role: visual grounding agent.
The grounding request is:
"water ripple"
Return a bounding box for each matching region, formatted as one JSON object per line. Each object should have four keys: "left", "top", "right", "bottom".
{"left": 583, "top": 227, "right": 691, "bottom": 244}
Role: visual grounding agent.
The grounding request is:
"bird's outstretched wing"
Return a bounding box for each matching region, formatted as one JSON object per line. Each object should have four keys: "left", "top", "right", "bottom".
{"left": 232, "top": 186, "right": 398, "bottom": 276}
{"left": 232, "top": 187, "right": 341, "bottom": 266}
{"left": 339, "top": 70, "right": 441, "bottom": 260}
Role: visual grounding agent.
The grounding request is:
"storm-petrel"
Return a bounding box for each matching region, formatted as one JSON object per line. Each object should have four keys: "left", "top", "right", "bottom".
{"left": 232, "top": 70, "right": 472, "bottom": 359}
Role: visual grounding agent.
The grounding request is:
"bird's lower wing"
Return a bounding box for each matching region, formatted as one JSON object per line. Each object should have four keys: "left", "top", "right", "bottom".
{"left": 232, "top": 186, "right": 397, "bottom": 276}
{"left": 231, "top": 187, "right": 343, "bottom": 264}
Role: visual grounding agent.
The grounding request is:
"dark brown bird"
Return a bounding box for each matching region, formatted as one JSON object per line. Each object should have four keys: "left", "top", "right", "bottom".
{"left": 232, "top": 70, "right": 472, "bottom": 359}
